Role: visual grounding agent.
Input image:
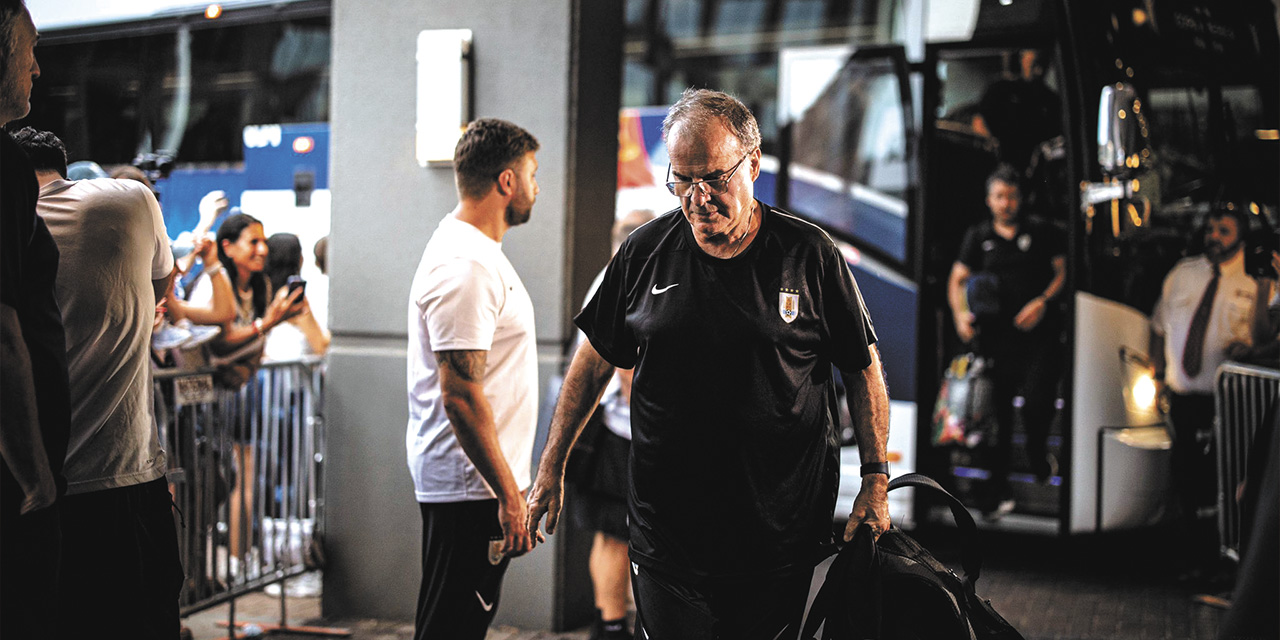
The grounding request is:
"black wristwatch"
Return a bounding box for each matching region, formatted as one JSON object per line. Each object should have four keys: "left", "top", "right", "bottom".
{"left": 860, "top": 461, "right": 890, "bottom": 477}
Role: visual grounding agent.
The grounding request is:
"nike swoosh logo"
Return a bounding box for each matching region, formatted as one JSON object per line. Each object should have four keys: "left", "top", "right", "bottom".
{"left": 651, "top": 283, "right": 679, "bottom": 294}
{"left": 475, "top": 591, "right": 494, "bottom": 612}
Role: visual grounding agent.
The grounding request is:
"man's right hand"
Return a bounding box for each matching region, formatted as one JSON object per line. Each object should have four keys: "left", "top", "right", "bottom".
{"left": 955, "top": 311, "right": 977, "bottom": 343}
{"left": 498, "top": 493, "right": 536, "bottom": 558}
{"left": 525, "top": 473, "right": 564, "bottom": 550}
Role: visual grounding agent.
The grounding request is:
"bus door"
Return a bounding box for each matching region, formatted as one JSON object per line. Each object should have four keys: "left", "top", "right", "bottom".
{"left": 916, "top": 40, "right": 1073, "bottom": 531}
{"left": 780, "top": 45, "right": 921, "bottom": 525}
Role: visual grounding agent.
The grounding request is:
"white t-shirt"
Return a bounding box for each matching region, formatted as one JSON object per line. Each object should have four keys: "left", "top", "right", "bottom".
{"left": 264, "top": 273, "right": 328, "bottom": 362}
{"left": 406, "top": 216, "right": 538, "bottom": 503}
{"left": 37, "top": 178, "right": 174, "bottom": 495}
{"left": 1152, "top": 251, "right": 1260, "bottom": 394}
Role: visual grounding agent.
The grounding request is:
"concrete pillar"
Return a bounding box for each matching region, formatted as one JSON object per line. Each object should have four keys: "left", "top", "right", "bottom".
{"left": 324, "top": 0, "right": 621, "bottom": 630}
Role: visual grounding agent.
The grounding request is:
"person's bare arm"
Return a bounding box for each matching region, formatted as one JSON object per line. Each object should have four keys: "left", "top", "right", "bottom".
{"left": 152, "top": 265, "right": 177, "bottom": 310}
{"left": 291, "top": 299, "right": 331, "bottom": 355}
{"left": 176, "top": 267, "right": 236, "bottom": 326}
{"left": 948, "top": 261, "right": 976, "bottom": 342}
{"left": 842, "top": 344, "right": 892, "bottom": 541}
{"left": 182, "top": 243, "right": 237, "bottom": 326}
{"left": 437, "top": 349, "right": 533, "bottom": 557}
{"left": 0, "top": 304, "right": 57, "bottom": 514}
{"left": 526, "top": 340, "right": 616, "bottom": 542}
{"left": 1015, "top": 254, "right": 1066, "bottom": 331}
{"left": 211, "top": 286, "right": 304, "bottom": 353}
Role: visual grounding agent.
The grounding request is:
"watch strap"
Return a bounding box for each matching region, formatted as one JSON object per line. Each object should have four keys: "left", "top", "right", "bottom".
{"left": 861, "top": 461, "right": 890, "bottom": 477}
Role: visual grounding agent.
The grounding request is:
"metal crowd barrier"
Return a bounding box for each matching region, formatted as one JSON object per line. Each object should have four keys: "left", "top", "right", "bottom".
{"left": 154, "top": 358, "right": 343, "bottom": 636}
{"left": 1214, "top": 362, "right": 1280, "bottom": 561}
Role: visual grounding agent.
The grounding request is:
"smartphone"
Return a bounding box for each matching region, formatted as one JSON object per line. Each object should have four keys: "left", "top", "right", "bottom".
{"left": 286, "top": 275, "right": 306, "bottom": 297}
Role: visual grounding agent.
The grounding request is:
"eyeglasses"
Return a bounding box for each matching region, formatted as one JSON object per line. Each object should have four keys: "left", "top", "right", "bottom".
{"left": 665, "top": 151, "right": 752, "bottom": 198}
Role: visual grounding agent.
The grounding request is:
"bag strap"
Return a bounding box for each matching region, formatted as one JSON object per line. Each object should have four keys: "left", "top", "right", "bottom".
{"left": 888, "top": 473, "right": 983, "bottom": 589}
{"left": 801, "top": 523, "right": 881, "bottom": 640}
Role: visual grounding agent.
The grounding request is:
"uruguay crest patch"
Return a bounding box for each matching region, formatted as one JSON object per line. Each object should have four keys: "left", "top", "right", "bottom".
{"left": 779, "top": 288, "right": 800, "bottom": 324}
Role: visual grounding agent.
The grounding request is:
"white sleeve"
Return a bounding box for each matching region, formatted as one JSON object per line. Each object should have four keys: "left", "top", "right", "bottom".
{"left": 139, "top": 185, "right": 174, "bottom": 279}
{"left": 188, "top": 272, "right": 213, "bottom": 307}
{"left": 1151, "top": 270, "right": 1173, "bottom": 337}
{"left": 418, "top": 257, "right": 502, "bottom": 353}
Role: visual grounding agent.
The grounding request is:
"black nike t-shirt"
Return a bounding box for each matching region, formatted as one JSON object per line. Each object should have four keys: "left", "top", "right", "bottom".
{"left": 956, "top": 217, "right": 1065, "bottom": 328}
{"left": 575, "top": 202, "right": 877, "bottom": 580}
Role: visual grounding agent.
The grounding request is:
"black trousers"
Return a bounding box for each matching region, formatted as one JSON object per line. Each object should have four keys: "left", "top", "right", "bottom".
{"left": 631, "top": 562, "right": 813, "bottom": 640}
{"left": 416, "top": 500, "right": 511, "bottom": 640}
{"left": 0, "top": 465, "right": 61, "bottom": 640}
{"left": 1166, "top": 392, "right": 1220, "bottom": 568}
{"left": 58, "top": 477, "right": 184, "bottom": 639}
{"left": 978, "top": 322, "right": 1062, "bottom": 504}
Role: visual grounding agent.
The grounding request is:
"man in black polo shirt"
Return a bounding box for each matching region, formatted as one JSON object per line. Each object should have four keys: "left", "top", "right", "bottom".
{"left": 528, "top": 88, "right": 891, "bottom": 639}
{"left": 947, "top": 164, "right": 1066, "bottom": 517}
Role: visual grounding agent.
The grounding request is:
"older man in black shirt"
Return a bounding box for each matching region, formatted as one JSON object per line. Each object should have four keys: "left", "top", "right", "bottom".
{"left": 528, "top": 88, "right": 891, "bottom": 639}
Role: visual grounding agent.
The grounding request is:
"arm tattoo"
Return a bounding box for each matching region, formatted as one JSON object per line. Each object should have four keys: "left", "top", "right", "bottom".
{"left": 436, "top": 350, "right": 487, "bottom": 383}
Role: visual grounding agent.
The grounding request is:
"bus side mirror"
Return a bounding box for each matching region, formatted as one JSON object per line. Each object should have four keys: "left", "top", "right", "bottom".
{"left": 1097, "top": 83, "right": 1144, "bottom": 176}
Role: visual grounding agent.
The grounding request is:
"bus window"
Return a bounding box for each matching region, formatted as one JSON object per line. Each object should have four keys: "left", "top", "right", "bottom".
{"left": 790, "top": 52, "right": 910, "bottom": 265}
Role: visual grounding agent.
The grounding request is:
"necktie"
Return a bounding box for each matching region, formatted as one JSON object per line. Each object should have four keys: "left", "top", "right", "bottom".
{"left": 1181, "top": 263, "right": 1220, "bottom": 377}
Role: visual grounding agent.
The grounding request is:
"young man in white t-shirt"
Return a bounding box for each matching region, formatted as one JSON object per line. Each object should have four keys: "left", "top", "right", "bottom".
{"left": 406, "top": 118, "right": 541, "bottom": 639}
{"left": 16, "top": 127, "right": 181, "bottom": 637}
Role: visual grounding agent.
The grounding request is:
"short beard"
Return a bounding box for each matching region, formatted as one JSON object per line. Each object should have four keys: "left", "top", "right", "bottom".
{"left": 505, "top": 202, "right": 531, "bottom": 227}
{"left": 1206, "top": 239, "right": 1242, "bottom": 262}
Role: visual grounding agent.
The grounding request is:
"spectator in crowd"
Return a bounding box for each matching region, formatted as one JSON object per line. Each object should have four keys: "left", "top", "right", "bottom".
{"left": 174, "top": 190, "right": 231, "bottom": 296}
{"left": 1151, "top": 206, "right": 1271, "bottom": 585}
{"left": 948, "top": 164, "right": 1066, "bottom": 518}
{"left": 310, "top": 234, "right": 330, "bottom": 334}
{"left": 528, "top": 89, "right": 891, "bottom": 639}
{"left": 193, "top": 212, "right": 304, "bottom": 562}
{"left": 569, "top": 208, "right": 655, "bottom": 640}
{"left": 110, "top": 164, "right": 156, "bottom": 193}
{"left": 263, "top": 232, "right": 330, "bottom": 361}
{"left": 194, "top": 212, "right": 304, "bottom": 379}
{"left": 14, "top": 126, "right": 183, "bottom": 638}
{"left": 166, "top": 234, "right": 236, "bottom": 327}
{"left": 406, "top": 118, "right": 541, "bottom": 640}
{"left": 0, "top": 3, "right": 68, "bottom": 636}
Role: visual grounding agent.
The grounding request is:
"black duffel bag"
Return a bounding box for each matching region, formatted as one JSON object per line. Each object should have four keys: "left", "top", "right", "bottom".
{"left": 802, "top": 473, "right": 1023, "bottom": 640}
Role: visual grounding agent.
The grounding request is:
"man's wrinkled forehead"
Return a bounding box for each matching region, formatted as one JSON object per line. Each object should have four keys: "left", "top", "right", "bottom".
{"left": 668, "top": 121, "right": 744, "bottom": 169}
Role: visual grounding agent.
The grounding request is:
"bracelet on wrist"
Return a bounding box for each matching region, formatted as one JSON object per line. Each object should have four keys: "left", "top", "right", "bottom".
{"left": 203, "top": 261, "right": 223, "bottom": 276}
{"left": 253, "top": 318, "right": 264, "bottom": 335}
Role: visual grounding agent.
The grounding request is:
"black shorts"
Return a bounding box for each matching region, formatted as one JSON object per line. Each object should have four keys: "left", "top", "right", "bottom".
{"left": 631, "top": 562, "right": 814, "bottom": 640}
{"left": 570, "top": 427, "right": 630, "bottom": 540}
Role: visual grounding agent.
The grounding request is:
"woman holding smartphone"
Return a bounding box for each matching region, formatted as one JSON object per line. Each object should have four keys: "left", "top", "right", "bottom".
{"left": 263, "top": 232, "right": 330, "bottom": 361}
{"left": 188, "top": 212, "right": 303, "bottom": 566}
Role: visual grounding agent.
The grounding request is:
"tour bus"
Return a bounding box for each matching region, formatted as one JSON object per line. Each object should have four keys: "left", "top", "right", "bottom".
{"left": 30, "top": 0, "right": 1278, "bottom": 534}
{"left": 26, "top": 0, "right": 332, "bottom": 275}
{"left": 782, "top": 0, "right": 1277, "bottom": 534}
{"left": 618, "top": 0, "right": 1278, "bottom": 534}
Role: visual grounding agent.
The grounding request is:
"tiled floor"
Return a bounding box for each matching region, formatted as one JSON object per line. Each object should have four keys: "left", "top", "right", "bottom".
{"left": 184, "top": 525, "right": 1231, "bottom": 640}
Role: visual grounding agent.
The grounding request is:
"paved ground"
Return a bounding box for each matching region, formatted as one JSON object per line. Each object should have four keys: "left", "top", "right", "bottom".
{"left": 184, "top": 525, "right": 1230, "bottom": 640}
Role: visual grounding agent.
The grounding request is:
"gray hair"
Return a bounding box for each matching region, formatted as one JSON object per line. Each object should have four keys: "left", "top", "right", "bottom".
{"left": 662, "top": 88, "right": 761, "bottom": 152}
